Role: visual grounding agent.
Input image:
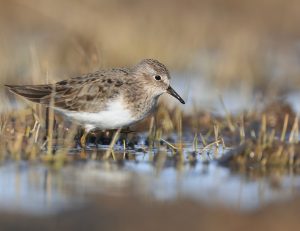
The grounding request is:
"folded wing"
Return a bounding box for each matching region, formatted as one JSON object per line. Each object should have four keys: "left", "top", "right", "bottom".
{"left": 5, "top": 78, "right": 105, "bottom": 112}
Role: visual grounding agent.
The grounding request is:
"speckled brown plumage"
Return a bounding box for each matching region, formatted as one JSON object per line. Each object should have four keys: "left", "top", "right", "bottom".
{"left": 6, "top": 59, "right": 185, "bottom": 130}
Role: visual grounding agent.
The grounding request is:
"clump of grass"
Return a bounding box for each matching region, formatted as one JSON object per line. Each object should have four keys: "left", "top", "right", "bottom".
{"left": 218, "top": 103, "right": 300, "bottom": 168}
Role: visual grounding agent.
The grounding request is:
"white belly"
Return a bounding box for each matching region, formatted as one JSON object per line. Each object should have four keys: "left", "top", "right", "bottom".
{"left": 59, "top": 99, "right": 137, "bottom": 131}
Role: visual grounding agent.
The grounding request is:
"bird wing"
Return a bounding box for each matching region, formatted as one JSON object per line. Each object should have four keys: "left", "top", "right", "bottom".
{"left": 5, "top": 69, "right": 128, "bottom": 112}
{"left": 5, "top": 84, "right": 53, "bottom": 103}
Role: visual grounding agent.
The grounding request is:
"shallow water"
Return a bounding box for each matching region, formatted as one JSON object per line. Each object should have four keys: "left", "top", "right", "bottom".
{"left": 0, "top": 154, "right": 298, "bottom": 215}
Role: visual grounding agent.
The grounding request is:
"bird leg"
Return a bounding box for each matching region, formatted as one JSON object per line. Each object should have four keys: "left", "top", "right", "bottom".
{"left": 91, "top": 130, "right": 100, "bottom": 150}
{"left": 80, "top": 130, "right": 89, "bottom": 148}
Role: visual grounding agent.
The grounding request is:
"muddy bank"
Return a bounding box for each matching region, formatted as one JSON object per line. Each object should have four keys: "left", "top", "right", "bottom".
{"left": 0, "top": 194, "right": 299, "bottom": 231}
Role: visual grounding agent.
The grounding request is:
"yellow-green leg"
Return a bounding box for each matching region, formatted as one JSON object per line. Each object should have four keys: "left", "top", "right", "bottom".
{"left": 80, "top": 130, "right": 88, "bottom": 148}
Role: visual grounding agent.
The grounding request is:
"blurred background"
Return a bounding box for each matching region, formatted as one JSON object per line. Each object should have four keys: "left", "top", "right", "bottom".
{"left": 1, "top": 0, "right": 300, "bottom": 113}
{"left": 1, "top": 1, "right": 300, "bottom": 230}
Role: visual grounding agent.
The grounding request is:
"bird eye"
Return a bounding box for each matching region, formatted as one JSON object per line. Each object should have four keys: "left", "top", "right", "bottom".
{"left": 154, "top": 75, "right": 161, "bottom": 81}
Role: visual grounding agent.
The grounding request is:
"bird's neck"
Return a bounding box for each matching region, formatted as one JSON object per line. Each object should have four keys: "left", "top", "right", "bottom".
{"left": 131, "top": 91, "right": 160, "bottom": 120}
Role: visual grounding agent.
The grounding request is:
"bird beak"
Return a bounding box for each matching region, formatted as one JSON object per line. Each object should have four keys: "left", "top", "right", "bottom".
{"left": 166, "top": 86, "right": 185, "bottom": 104}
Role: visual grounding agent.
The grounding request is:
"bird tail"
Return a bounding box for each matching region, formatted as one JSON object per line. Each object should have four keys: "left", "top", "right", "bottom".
{"left": 5, "top": 84, "right": 53, "bottom": 104}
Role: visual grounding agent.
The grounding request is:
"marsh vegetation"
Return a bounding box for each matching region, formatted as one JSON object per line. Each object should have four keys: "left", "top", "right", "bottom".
{"left": 1, "top": 0, "right": 300, "bottom": 230}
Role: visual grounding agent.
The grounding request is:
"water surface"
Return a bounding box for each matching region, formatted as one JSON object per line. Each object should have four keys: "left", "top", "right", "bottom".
{"left": 0, "top": 155, "right": 298, "bottom": 215}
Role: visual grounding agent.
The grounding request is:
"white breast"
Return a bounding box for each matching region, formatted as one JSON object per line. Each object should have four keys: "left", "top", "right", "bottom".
{"left": 59, "top": 98, "right": 136, "bottom": 131}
